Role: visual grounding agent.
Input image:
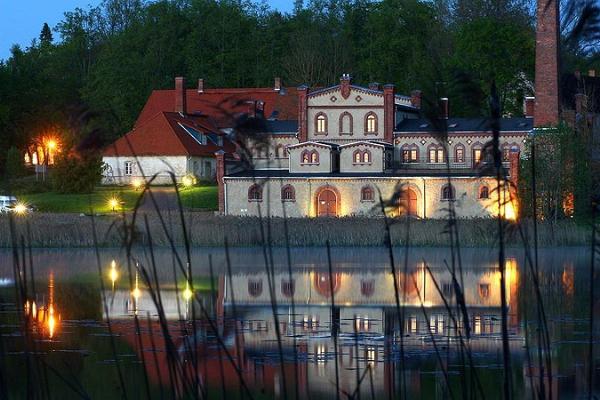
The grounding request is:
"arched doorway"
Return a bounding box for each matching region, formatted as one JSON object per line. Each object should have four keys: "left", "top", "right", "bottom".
{"left": 317, "top": 188, "right": 338, "bottom": 217}
{"left": 398, "top": 188, "right": 418, "bottom": 216}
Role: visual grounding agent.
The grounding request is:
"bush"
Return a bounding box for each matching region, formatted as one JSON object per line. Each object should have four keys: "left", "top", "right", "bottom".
{"left": 4, "top": 146, "right": 26, "bottom": 180}
{"left": 52, "top": 151, "right": 106, "bottom": 193}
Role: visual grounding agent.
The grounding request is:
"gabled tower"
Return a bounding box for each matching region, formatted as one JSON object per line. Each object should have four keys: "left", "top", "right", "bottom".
{"left": 534, "top": 0, "right": 560, "bottom": 127}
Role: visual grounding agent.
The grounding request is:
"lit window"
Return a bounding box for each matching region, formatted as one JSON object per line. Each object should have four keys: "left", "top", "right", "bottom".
{"left": 302, "top": 151, "right": 310, "bottom": 164}
{"left": 437, "top": 148, "right": 444, "bottom": 163}
{"left": 402, "top": 147, "right": 418, "bottom": 163}
{"left": 455, "top": 146, "right": 465, "bottom": 163}
{"left": 281, "top": 185, "right": 295, "bottom": 201}
{"left": 363, "top": 150, "right": 371, "bottom": 163}
{"left": 248, "top": 184, "right": 262, "bottom": 202}
{"left": 366, "top": 113, "right": 377, "bottom": 133}
{"left": 479, "top": 283, "right": 490, "bottom": 299}
{"left": 441, "top": 184, "right": 455, "bottom": 201}
{"left": 124, "top": 161, "right": 133, "bottom": 176}
{"left": 361, "top": 186, "right": 374, "bottom": 202}
{"left": 354, "top": 150, "right": 362, "bottom": 164}
{"left": 428, "top": 146, "right": 444, "bottom": 163}
{"left": 502, "top": 146, "right": 510, "bottom": 162}
{"left": 473, "top": 148, "right": 482, "bottom": 165}
{"left": 316, "top": 114, "right": 327, "bottom": 134}
{"left": 311, "top": 151, "right": 319, "bottom": 163}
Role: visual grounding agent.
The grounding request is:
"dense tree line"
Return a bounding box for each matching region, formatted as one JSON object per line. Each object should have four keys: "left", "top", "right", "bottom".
{"left": 0, "top": 0, "right": 597, "bottom": 175}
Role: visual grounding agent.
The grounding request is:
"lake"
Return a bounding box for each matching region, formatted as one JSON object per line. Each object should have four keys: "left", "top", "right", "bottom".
{"left": 0, "top": 246, "right": 596, "bottom": 399}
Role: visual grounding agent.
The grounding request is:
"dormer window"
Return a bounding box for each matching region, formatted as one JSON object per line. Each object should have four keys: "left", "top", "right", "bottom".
{"left": 365, "top": 113, "right": 378, "bottom": 134}
{"left": 316, "top": 113, "right": 328, "bottom": 135}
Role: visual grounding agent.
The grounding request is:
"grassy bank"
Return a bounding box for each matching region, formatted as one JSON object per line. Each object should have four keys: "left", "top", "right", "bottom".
{"left": 14, "top": 186, "right": 218, "bottom": 213}
{"left": 0, "top": 213, "right": 592, "bottom": 248}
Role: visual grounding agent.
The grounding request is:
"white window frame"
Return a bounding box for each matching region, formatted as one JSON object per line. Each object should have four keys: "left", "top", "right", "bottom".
{"left": 124, "top": 161, "right": 133, "bottom": 176}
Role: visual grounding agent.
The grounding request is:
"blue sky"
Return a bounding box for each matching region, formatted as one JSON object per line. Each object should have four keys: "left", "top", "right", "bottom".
{"left": 0, "top": 0, "right": 294, "bottom": 61}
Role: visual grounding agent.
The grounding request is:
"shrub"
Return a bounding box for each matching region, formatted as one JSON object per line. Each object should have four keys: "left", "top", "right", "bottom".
{"left": 52, "top": 151, "right": 106, "bottom": 193}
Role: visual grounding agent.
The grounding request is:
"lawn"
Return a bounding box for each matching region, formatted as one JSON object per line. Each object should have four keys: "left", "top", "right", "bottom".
{"left": 17, "top": 185, "right": 218, "bottom": 213}
{"left": 178, "top": 185, "right": 218, "bottom": 210}
{"left": 19, "top": 187, "right": 143, "bottom": 213}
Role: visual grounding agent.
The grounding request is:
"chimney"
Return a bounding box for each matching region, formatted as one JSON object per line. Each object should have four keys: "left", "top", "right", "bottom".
{"left": 274, "top": 77, "right": 281, "bottom": 91}
{"left": 383, "top": 84, "right": 395, "bottom": 143}
{"left": 534, "top": 0, "right": 560, "bottom": 127}
{"left": 297, "top": 85, "right": 309, "bottom": 142}
{"left": 340, "top": 73, "right": 351, "bottom": 99}
{"left": 197, "top": 78, "right": 204, "bottom": 93}
{"left": 175, "top": 77, "right": 187, "bottom": 114}
{"left": 575, "top": 93, "right": 587, "bottom": 114}
{"left": 589, "top": 69, "right": 596, "bottom": 77}
{"left": 524, "top": 97, "right": 535, "bottom": 118}
{"left": 368, "top": 82, "right": 380, "bottom": 91}
{"left": 439, "top": 97, "right": 449, "bottom": 119}
{"left": 410, "top": 90, "right": 422, "bottom": 109}
{"left": 215, "top": 150, "right": 225, "bottom": 214}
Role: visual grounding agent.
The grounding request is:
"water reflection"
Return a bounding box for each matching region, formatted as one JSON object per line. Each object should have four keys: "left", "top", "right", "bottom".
{"left": 23, "top": 271, "right": 60, "bottom": 339}
{"left": 0, "top": 247, "right": 597, "bottom": 398}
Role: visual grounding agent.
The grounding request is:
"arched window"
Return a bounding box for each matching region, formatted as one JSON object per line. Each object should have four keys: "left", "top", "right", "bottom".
{"left": 248, "top": 184, "right": 263, "bottom": 202}
{"left": 441, "top": 184, "right": 455, "bottom": 201}
{"left": 281, "top": 279, "right": 295, "bottom": 297}
{"left": 281, "top": 185, "right": 295, "bottom": 201}
{"left": 275, "top": 144, "right": 286, "bottom": 159}
{"left": 479, "top": 185, "right": 489, "bottom": 199}
{"left": 361, "top": 186, "right": 374, "bottom": 202}
{"left": 363, "top": 150, "right": 371, "bottom": 163}
{"left": 248, "top": 279, "right": 263, "bottom": 297}
{"left": 315, "top": 113, "right": 327, "bottom": 134}
{"left": 428, "top": 145, "right": 445, "bottom": 163}
{"left": 454, "top": 144, "right": 465, "bottom": 163}
{"left": 472, "top": 144, "right": 483, "bottom": 166}
{"left": 365, "top": 112, "right": 378, "bottom": 134}
{"left": 311, "top": 150, "right": 319, "bottom": 163}
{"left": 354, "top": 150, "right": 362, "bottom": 164}
{"left": 339, "top": 112, "right": 353, "bottom": 135}
{"left": 361, "top": 279, "right": 375, "bottom": 297}
{"left": 301, "top": 150, "right": 310, "bottom": 164}
{"left": 402, "top": 145, "right": 419, "bottom": 163}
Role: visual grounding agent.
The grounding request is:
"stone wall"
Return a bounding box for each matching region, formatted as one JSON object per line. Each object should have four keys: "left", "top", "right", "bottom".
{"left": 223, "top": 175, "right": 512, "bottom": 218}
{"left": 102, "top": 155, "right": 190, "bottom": 185}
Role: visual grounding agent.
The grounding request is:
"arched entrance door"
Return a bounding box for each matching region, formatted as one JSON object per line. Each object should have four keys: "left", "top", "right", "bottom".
{"left": 399, "top": 188, "right": 418, "bottom": 217}
{"left": 317, "top": 189, "right": 338, "bottom": 217}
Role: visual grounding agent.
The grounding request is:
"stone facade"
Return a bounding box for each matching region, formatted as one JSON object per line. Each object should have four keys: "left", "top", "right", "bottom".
{"left": 223, "top": 175, "right": 515, "bottom": 219}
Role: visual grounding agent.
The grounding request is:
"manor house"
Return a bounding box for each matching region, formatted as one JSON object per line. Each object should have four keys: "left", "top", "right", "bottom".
{"left": 216, "top": 74, "right": 530, "bottom": 218}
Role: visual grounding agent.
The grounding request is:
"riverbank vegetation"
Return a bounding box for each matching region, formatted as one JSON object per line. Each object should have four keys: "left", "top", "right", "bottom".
{"left": 0, "top": 213, "right": 590, "bottom": 248}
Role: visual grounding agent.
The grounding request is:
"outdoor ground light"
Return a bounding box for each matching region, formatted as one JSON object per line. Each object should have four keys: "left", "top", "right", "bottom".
{"left": 131, "top": 178, "right": 144, "bottom": 190}
{"left": 181, "top": 175, "right": 195, "bottom": 188}
{"left": 13, "top": 202, "right": 28, "bottom": 215}
{"left": 108, "top": 197, "right": 120, "bottom": 212}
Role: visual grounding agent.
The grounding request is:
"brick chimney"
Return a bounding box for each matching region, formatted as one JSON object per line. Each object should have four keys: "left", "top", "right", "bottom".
{"left": 410, "top": 90, "right": 422, "bottom": 109}
{"left": 175, "top": 77, "right": 187, "bottom": 114}
{"left": 439, "top": 98, "right": 449, "bottom": 119}
{"left": 524, "top": 97, "right": 535, "bottom": 118}
{"left": 274, "top": 77, "right": 281, "bottom": 91}
{"left": 215, "top": 150, "right": 225, "bottom": 214}
{"left": 297, "top": 85, "right": 309, "bottom": 142}
{"left": 383, "top": 84, "right": 395, "bottom": 143}
{"left": 534, "top": 0, "right": 560, "bottom": 127}
{"left": 509, "top": 147, "right": 520, "bottom": 188}
{"left": 197, "top": 78, "right": 204, "bottom": 93}
{"left": 340, "top": 73, "right": 351, "bottom": 99}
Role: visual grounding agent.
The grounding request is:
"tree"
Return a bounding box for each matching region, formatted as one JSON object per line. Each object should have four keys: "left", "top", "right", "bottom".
{"left": 40, "top": 23, "right": 53, "bottom": 45}
{"left": 4, "top": 146, "right": 26, "bottom": 179}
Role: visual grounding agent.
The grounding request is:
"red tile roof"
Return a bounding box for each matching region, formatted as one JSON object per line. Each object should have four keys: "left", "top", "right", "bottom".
{"left": 103, "top": 112, "right": 236, "bottom": 157}
{"left": 135, "top": 87, "right": 299, "bottom": 128}
{"left": 104, "top": 84, "right": 298, "bottom": 157}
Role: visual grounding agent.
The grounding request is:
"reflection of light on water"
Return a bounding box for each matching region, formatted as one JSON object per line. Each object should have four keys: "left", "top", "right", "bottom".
{"left": 182, "top": 282, "right": 193, "bottom": 301}
{"left": 24, "top": 272, "right": 60, "bottom": 338}
{"left": 109, "top": 260, "right": 119, "bottom": 290}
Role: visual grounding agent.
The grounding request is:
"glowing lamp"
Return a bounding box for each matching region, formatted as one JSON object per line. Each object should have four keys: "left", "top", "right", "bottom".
{"left": 182, "top": 283, "right": 193, "bottom": 301}
{"left": 131, "top": 178, "right": 143, "bottom": 190}
{"left": 47, "top": 140, "right": 57, "bottom": 150}
{"left": 182, "top": 175, "right": 194, "bottom": 188}
{"left": 109, "top": 260, "right": 119, "bottom": 285}
{"left": 13, "top": 203, "right": 28, "bottom": 215}
{"left": 108, "top": 197, "right": 120, "bottom": 211}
